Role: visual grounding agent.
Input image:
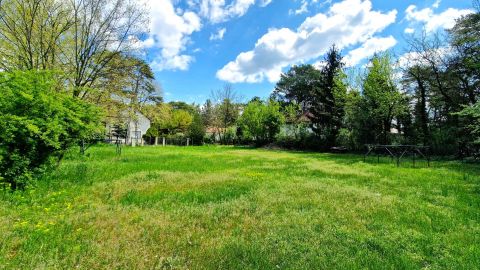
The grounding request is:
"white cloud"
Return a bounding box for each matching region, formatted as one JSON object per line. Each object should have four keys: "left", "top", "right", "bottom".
{"left": 210, "top": 28, "right": 227, "bottom": 41}
{"left": 405, "top": 4, "right": 473, "bottom": 33}
{"left": 217, "top": 0, "right": 397, "bottom": 83}
{"left": 150, "top": 55, "right": 194, "bottom": 71}
{"left": 290, "top": 0, "right": 333, "bottom": 16}
{"left": 293, "top": 0, "right": 309, "bottom": 15}
{"left": 142, "top": 0, "right": 202, "bottom": 71}
{"left": 197, "top": 0, "right": 272, "bottom": 24}
{"left": 404, "top": 28, "right": 415, "bottom": 34}
{"left": 344, "top": 36, "right": 397, "bottom": 67}
{"left": 141, "top": 0, "right": 271, "bottom": 71}
{"left": 432, "top": 0, "right": 441, "bottom": 9}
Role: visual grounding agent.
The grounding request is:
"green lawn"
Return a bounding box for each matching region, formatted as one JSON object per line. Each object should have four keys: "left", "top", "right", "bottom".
{"left": 1, "top": 146, "right": 479, "bottom": 269}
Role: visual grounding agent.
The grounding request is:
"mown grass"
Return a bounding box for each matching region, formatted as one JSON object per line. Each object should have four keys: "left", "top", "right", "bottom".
{"left": 1, "top": 145, "right": 479, "bottom": 269}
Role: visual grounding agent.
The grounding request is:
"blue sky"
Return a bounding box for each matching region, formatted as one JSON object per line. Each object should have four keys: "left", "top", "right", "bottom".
{"left": 141, "top": 0, "right": 474, "bottom": 104}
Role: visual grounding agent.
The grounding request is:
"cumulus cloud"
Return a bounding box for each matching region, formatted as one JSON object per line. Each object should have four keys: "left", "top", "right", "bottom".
{"left": 217, "top": 0, "right": 397, "bottom": 83}
{"left": 141, "top": 0, "right": 201, "bottom": 71}
{"left": 405, "top": 4, "right": 473, "bottom": 33}
{"left": 140, "top": 0, "right": 273, "bottom": 71}
{"left": 210, "top": 28, "right": 227, "bottom": 41}
{"left": 344, "top": 36, "right": 397, "bottom": 67}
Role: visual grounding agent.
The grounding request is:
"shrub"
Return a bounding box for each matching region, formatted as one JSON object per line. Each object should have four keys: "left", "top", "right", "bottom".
{"left": 0, "top": 71, "right": 102, "bottom": 189}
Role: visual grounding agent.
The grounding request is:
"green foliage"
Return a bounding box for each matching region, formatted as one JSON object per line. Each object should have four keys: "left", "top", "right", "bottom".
{"left": 309, "top": 46, "right": 347, "bottom": 147}
{"left": 217, "top": 99, "right": 239, "bottom": 130}
{"left": 272, "top": 46, "right": 347, "bottom": 148}
{"left": 237, "top": 100, "right": 285, "bottom": 144}
{"left": 171, "top": 110, "right": 193, "bottom": 134}
{"left": 168, "top": 101, "right": 197, "bottom": 115}
{"left": 144, "top": 104, "right": 193, "bottom": 136}
{"left": 458, "top": 102, "right": 480, "bottom": 142}
{"left": 188, "top": 113, "right": 206, "bottom": 145}
{"left": 449, "top": 12, "right": 480, "bottom": 105}
{"left": 272, "top": 64, "right": 320, "bottom": 112}
{"left": 0, "top": 71, "right": 102, "bottom": 189}
{"left": 361, "top": 53, "right": 407, "bottom": 144}
{"left": 201, "top": 99, "right": 215, "bottom": 127}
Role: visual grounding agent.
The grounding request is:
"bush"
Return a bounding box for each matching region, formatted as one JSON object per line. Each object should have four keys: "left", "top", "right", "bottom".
{"left": 0, "top": 71, "right": 102, "bottom": 189}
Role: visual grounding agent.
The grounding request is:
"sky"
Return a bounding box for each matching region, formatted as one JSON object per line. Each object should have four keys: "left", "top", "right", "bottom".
{"left": 139, "top": 0, "right": 474, "bottom": 104}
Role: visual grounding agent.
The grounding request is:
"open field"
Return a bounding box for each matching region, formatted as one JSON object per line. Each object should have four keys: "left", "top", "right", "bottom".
{"left": 1, "top": 145, "right": 479, "bottom": 269}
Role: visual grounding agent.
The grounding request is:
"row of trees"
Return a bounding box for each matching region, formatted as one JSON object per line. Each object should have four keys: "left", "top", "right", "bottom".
{"left": 1, "top": 0, "right": 478, "bottom": 189}
{"left": 183, "top": 5, "right": 479, "bottom": 155}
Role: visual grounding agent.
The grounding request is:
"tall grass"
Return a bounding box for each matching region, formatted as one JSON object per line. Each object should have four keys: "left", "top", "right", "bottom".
{"left": 1, "top": 145, "right": 479, "bottom": 269}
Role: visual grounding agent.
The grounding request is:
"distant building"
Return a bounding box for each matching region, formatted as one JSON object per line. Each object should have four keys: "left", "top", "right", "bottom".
{"left": 105, "top": 110, "right": 151, "bottom": 146}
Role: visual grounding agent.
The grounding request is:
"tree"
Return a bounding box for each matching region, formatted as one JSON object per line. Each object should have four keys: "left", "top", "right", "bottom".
{"left": 402, "top": 64, "right": 431, "bottom": 145}
{"left": 69, "top": 0, "right": 147, "bottom": 97}
{"left": 272, "top": 64, "right": 320, "bottom": 113}
{"left": 0, "top": 0, "right": 148, "bottom": 98}
{"left": 401, "top": 9, "right": 480, "bottom": 154}
{"left": 273, "top": 46, "right": 347, "bottom": 148}
{"left": 449, "top": 11, "right": 480, "bottom": 105}
{"left": 144, "top": 103, "right": 194, "bottom": 137}
{"left": 171, "top": 110, "right": 193, "bottom": 134}
{"left": 237, "top": 100, "right": 285, "bottom": 144}
{"left": 0, "top": 0, "right": 72, "bottom": 70}
{"left": 144, "top": 103, "right": 173, "bottom": 135}
{"left": 169, "top": 101, "right": 197, "bottom": 115}
{"left": 210, "top": 84, "right": 240, "bottom": 143}
{"left": 362, "top": 53, "right": 406, "bottom": 144}
{"left": 456, "top": 102, "right": 480, "bottom": 154}
{"left": 342, "top": 89, "right": 366, "bottom": 149}
{"left": 201, "top": 99, "right": 215, "bottom": 127}
{"left": 309, "top": 45, "right": 347, "bottom": 147}
{"left": 0, "top": 71, "right": 102, "bottom": 189}
{"left": 188, "top": 112, "right": 206, "bottom": 145}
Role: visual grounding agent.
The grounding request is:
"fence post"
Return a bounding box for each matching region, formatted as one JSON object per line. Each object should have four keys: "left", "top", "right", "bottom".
{"left": 163, "top": 137, "right": 166, "bottom": 147}
{"left": 187, "top": 138, "right": 190, "bottom": 146}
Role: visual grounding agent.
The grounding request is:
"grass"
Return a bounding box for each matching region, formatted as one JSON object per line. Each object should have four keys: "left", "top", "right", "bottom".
{"left": 1, "top": 145, "right": 479, "bottom": 269}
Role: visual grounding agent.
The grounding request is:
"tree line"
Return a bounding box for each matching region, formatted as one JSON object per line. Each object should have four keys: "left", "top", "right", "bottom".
{"left": 1, "top": 0, "right": 479, "bottom": 189}
{"left": 173, "top": 5, "right": 480, "bottom": 156}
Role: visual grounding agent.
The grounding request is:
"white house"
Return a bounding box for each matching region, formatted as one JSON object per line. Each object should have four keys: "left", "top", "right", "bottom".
{"left": 106, "top": 110, "right": 151, "bottom": 146}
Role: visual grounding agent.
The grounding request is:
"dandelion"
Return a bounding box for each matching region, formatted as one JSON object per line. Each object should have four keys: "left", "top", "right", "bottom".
{"left": 66, "top": 203, "right": 72, "bottom": 210}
